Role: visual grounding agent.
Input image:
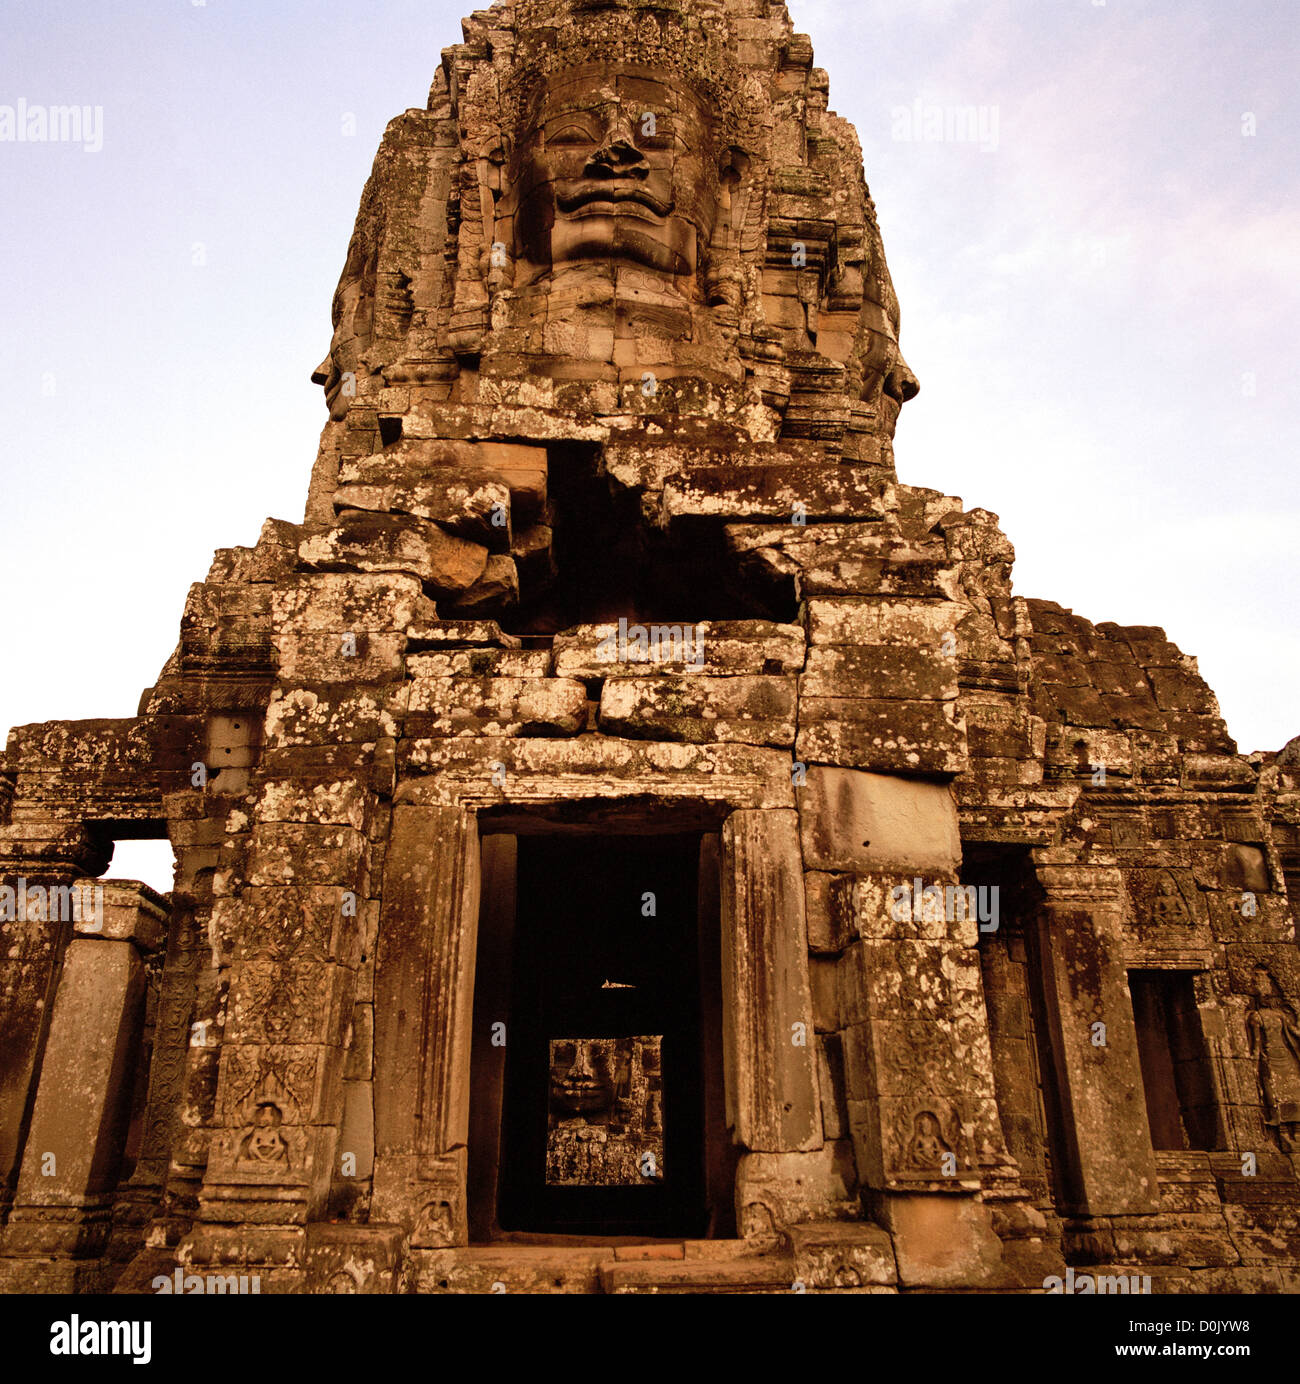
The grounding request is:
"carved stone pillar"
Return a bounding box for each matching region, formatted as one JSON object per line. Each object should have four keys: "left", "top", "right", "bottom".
{"left": 721, "top": 809, "right": 821, "bottom": 1154}
{"left": 721, "top": 809, "right": 826, "bottom": 1237}
{"left": 180, "top": 570, "right": 410, "bottom": 1282}
{"left": 107, "top": 890, "right": 200, "bottom": 1264}
{"left": 796, "top": 769, "right": 1016, "bottom": 1285}
{"left": 1030, "top": 847, "right": 1161, "bottom": 1215}
{"left": 0, "top": 823, "right": 111, "bottom": 1222}
{"left": 371, "top": 804, "right": 480, "bottom": 1245}
{"left": 466, "top": 833, "right": 516, "bottom": 1242}
{"left": 132, "top": 791, "right": 229, "bottom": 1247}
{"left": 0, "top": 884, "right": 165, "bottom": 1289}
{"left": 188, "top": 878, "right": 365, "bottom": 1247}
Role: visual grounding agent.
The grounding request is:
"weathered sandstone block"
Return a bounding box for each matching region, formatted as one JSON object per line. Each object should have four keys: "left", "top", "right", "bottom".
{"left": 600, "top": 675, "right": 796, "bottom": 747}
{"left": 405, "top": 676, "right": 587, "bottom": 738}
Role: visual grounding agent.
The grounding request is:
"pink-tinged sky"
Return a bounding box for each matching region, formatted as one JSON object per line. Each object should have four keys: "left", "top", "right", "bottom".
{"left": 1, "top": 0, "right": 1297, "bottom": 888}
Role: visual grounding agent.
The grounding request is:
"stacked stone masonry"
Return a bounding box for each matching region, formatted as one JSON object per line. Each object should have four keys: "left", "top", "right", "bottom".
{"left": 2, "top": 0, "right": 1298, "bottom": 1294}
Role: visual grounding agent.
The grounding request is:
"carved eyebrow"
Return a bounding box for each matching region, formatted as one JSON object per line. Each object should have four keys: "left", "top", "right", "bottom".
{"left": 545, "top": 117, "right": 600, "bottom": 142}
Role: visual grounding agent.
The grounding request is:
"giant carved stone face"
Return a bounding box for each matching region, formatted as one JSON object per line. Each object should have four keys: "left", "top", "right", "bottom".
{"left": 550, "top": 1038, "right": 615, "bottom": 1117}
{"left": 508, "top": 65, "right": 721, "bottom": 287}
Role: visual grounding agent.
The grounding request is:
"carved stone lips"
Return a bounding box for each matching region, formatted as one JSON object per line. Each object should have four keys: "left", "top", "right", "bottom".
{"left": 554, "top": 1076, "right": 609, "bottom": 1111}
{"left": 556, "top": 181, "right": 673, "bottom": 218}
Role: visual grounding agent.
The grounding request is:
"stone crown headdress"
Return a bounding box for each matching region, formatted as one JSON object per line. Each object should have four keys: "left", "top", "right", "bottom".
{"left": 453, "top": 0, "right": 768, "bottom": 148}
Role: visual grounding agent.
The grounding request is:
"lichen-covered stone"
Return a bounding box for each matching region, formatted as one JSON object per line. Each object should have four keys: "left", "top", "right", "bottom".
{"left": 405, "top": 676, "right": 587, "bottom": 738}
{"left": 600, "top": 675, "right": 796, "bottom": 747}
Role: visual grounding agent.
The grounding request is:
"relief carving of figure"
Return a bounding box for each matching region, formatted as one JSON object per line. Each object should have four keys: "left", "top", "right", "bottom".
{"left": 1248, "top": 967, "right": 1300, "bottom": 1152}
{"left": 412, "top": 1199, "right": 455, "bottom": 1248}
{"left": 307, "top": 0, "right": 922, "bottom": 463}
{"left": 312, "top": 231, "right": 377, "bottom": 420}
{"left": 237, "top": 1101, "right": 289, "bottom": 1167}
{"left": 1153, "top": 872, "right": 1190, "bottom": 924}
{"left": 906, "top": 1110, "right": 953, "bottom": 1171}
{"left": 947, "top": 508, "right": 1017, "bottom": 641}
{"left": 853, "top": 213, "right": 920, "bottom": 446}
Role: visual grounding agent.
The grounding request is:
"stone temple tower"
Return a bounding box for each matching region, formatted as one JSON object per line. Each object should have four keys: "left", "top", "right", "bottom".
{"left": 2, "top": 0, "right": 1299, "bottom": 1294}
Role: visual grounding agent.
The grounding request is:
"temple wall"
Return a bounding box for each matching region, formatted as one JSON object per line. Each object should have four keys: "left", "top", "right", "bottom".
{"left": 1, "top": 0, "right": 1298, "bottom": 1296}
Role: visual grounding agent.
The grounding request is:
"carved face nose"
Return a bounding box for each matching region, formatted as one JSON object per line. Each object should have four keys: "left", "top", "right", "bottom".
{"left": 884, "top": 358, "right": 920, "bottom": 405}
{"left": 586, "top": 116, "right": 648, "bottom": 179}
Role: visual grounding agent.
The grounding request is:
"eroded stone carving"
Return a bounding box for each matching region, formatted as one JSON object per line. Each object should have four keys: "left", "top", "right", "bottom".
{"left": 1249, "top": 968, "right": 1300, "bottom": 1152}
{"left": 1153, "top": 871, "right": 1190, "bottom": 924}
{"left": 237, "top": 1103, "right": 289, "bottom": 1169}
{"left": 505, "top": 67, "right": 720, "bottom": 285}
{"left": 411, "top": 1199, "right": 455, "bottom": 1248}
{"left": 906, "top": 1111, "right": 953, "bottom": 1172}
{"left": 546, "top": 1036, "right": 664, "bottom": 1186}
{"left": 888, "top": 1098, "right": 965, "bottom": 1184}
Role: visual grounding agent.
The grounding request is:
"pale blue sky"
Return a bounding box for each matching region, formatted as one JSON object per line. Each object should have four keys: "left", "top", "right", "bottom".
{"left": 2, "top": 0, "right": 1297, "bottom": 885}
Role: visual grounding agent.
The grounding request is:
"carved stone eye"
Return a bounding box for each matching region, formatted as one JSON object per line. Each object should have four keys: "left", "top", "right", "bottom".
{"left": 636, "top": 114, "right": 674, "bottom": 150}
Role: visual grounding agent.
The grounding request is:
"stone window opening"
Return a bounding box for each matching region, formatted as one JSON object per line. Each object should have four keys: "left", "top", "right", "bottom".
{"left": 94, "top": 828, "right": 177, "bottom": 900}
{"left": 86, "top": 826, "right": 177, "bottom": 1188}
{"left": 967, "top": 850, "right": 1068, "bottom": 1210}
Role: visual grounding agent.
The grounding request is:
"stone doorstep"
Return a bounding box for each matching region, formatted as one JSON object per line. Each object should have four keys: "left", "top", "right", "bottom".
{"left": 0, "top": 1258, "right": 107, "bottom": 1293}
{"left": 602, "top": 1256, "right": 799, "bottom": 1294}
{"left": 612, "top": 1242, "right": 685, "bottom": 1261}
{"left": 414, "top": 1246, "right": 612, "bottom": 1294}
{"left": 420, "top": 1230, "right": 910, "bottom": 1294}
{"left": 411, "top": 1242, "right": 800, "bottom": 1294}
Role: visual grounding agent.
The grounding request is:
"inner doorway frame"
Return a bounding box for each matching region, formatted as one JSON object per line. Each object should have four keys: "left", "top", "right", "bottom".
{"left": 369, "top": 752, "right": 822, "bottom": 1251}
{"left": 469, "top": 826, "right": 728, "bottom": 1242}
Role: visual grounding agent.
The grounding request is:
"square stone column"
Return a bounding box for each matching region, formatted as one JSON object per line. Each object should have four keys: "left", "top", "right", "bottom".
{"left": 1030, "top": 847, "right": 1161, "bottom": 1215}
{"left": 371, "top": 804, "right": 480, "bottom": 1244}
{"left": 0, "top": 824, "right": 111, "bottom": 1219}
{"left": 797, "top": 769, "right": 1014, "bottom": 1286}
{"left": 1, "top": 883, "right": 165, "bottom": 1281}
{"left": 720, "top": 809, "right": 821, "bottom": 1155}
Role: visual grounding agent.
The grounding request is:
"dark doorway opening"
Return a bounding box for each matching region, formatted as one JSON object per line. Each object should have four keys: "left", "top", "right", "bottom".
{"left": 965, "top": 846, "right": 1068, "bottom": 1210}
{"left": 494, "top": 832, "right": 713, "bottom": 1239}
{"left": 1129, "top": 969, "right": 1221, "bottom": 1151}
